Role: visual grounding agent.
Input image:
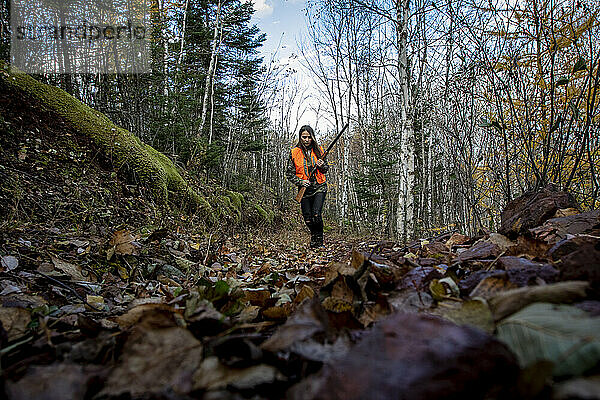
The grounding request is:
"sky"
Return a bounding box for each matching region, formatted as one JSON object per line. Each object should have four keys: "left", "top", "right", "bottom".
{"left": 250, "top": 0, "right": 308, "bottom": 60}
{"left": 249, "top": 0, "right": 330, "bottom": 133}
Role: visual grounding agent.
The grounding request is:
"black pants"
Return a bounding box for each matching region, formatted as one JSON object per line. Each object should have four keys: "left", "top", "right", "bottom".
{"left": 300, "top": 192, "right": 325, "bottom": 236}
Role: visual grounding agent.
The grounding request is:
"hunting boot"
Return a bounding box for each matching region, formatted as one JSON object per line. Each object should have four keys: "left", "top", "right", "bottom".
{"left": 314, "top": 231, "right": 324, "bottom": 248}
{"left": 310, "top": 231, "right": 318, "bottom": 248}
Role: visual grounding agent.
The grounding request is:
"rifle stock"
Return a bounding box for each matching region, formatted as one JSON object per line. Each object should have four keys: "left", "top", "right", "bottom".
{"left": 294, "top": 186, "right": 306, "bottom": 203}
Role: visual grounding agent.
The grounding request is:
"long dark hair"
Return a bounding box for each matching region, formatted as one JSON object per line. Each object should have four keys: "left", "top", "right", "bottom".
{"left": 296, "top": 125, "right": 323, "bottom": 159}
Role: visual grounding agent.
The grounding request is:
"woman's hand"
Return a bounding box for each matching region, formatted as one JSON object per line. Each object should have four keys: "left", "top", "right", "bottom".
{"left": 316, "top": 159, "right": 324, "bottom": 168}
{"left": 301, "top": 180, "right": 311, "bottom": 187}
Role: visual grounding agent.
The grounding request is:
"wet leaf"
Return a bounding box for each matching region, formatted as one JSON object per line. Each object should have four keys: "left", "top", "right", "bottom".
{"left": 1, "top": 255, "right": 19, "bottom": 271}
{"left": 497, "top": 303, "right": 600, "bottom": 376}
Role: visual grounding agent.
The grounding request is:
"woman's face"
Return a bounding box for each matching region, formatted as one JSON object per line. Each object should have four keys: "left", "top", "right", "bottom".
{"left": 301, "top": 131, "right": 312, "bottom": 147}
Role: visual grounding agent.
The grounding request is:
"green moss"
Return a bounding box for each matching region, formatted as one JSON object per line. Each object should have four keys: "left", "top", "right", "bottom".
{"left": 253, "top": 203, "right": 274, "bottom": 224}
{"left": 0, "top": 62, "right": 204, "bottom": 212}
{"left": 226, "top": 190, "right": 244, "bottom": 211}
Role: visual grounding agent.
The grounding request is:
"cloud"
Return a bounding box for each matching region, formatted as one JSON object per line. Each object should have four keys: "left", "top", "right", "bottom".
{"left": 251, "top": 0, "right": 273, "bottom": 16}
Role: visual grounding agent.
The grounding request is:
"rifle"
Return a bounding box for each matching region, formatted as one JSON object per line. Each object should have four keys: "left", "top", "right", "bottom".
{"left": 294, "top": 123, "right": 349, "bottom": 203}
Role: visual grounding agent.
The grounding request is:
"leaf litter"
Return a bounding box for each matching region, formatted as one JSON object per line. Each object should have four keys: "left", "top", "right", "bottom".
{"left": 2, "top": 186, "right": 600, "bottom": 399}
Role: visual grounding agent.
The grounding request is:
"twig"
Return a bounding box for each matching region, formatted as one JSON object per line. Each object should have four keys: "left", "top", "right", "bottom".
{"left": 204, "top": 232, "right": 214, "bottom": 265}
{"left": 486, "top": 251, "right": 506, "bottom": 271}
{"left": 31, "top": 270, "right": 103, "bottom": 311}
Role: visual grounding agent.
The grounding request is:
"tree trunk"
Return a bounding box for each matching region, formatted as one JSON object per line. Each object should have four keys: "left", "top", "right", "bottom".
{"left": 395, "top": 0, "right": 414, "bottom": 241}
{"left": 200, "top": 0, "right": 222, "bottom": 144}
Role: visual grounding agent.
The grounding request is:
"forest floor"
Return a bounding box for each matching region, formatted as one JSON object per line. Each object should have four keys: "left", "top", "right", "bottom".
{"left": 2, "top": 198, "right": 600, "bottom": 399}
{"left": 1, "top": 72, "right": 600, "bottom": 399}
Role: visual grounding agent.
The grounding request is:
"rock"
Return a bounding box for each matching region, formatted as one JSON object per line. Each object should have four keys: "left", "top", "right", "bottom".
{"left": 459, "top": 270, "right": 505, "bottom": 296}
{"left": 499, "top": 184, "right": 579, "bottom": 238}
{"left": 529, "top": 210, "right": 600, "bottom": 245}
{"left": 455, "top": 240, "right": 503, "bottom": 263}
{"left": 559, "top": 242, "right": 600, "bottom": 296}
{"left": 549, "top": 235, "right": 600, "bottom": 260}
{"left": 496, "top": 256, "right": 559, "bottom": 286}
{"left": 305, "top": 313, "right": 518, "bottom": 399}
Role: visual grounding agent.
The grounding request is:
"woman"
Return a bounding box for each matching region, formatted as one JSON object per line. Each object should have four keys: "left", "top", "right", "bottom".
{"left": 286, "top": 125, "right": 329, "bottom": 248}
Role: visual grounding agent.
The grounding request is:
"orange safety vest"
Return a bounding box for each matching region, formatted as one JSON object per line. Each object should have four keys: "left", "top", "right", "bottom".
{"left": 291, "top": 146, "right": 326, "bottom": 184}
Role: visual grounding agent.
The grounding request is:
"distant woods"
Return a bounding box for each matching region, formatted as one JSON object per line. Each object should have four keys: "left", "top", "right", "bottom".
{"left": 298, "top": 0, "right": 600, "bottom": 239}
{"left": 1, "top": 0, "right": 599, "bottom": 240}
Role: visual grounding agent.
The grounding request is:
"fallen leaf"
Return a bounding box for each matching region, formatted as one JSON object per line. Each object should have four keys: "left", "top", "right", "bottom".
{"left": 446, "top": 233, "right": 470, "bottom": 248}
{"left": 51, "top": 255, "right": 90, "bottom": 282}
{"left": 1, "top": 255, "right": 19, "bottom": 271}
{"left": 469, "top": 274, "right": 519, "bottom": 300}
{"left": 261, "top": 299, "right": 331, "bottom": 353}
{"left": 109, "top": 229, "right": 138, "bottom": 256}
{"left": 309, "top": 312, "right": 518, "bottom": 399}
{"left": 5, "top": 363, "right": 105, "bottom": 400}
{"left": 497, "top": 303, "right": 600, "bottom": 376}
{"left": 432, "top": 299, "right": 495, "bottom": 333}
{"left": 489, "top": 281, "right": 590, "bottom": 321}
{"left": 0, "top": 306, "right": 31, "bottom": 341}
{"left": 243, "top": 288, "right": 271, "bottom": 306}
{"left": 114, "top": 303, "right": 178, "bottom": 328}
{"left": 99, "top": 316, "right": 203, "bottom": 397}
{"left": 193, "top": 357, "right": 281, "bottom": 391}
{"left": 294, "top": 285, "right": 315, "bottom": 305}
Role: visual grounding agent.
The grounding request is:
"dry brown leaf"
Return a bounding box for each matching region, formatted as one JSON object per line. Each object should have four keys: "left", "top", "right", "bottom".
{"left": 489, "top": 281, "right": 590, "bottom": 321}
{"left": 294, "top": 285, "right": 315, "bottom": 305}
{"left": 469, "top": 275, "right": 520, "bottom": 300}
{"left": 99, "top": 322, "right": 202, "bottom": 397}
{"left": 193, "top": 357, "right": 280, "bottom": 391}
{"left": 109, "top": 229, "right": 138, "bottom": 256}
{"left": 243, "top": 288, "right": 271, "bottom": 306}
{"left": 262, "top": 306, "right": 290, "bottom": 320}
{"left": 114, "top": 303, "right": 178, "bottom": 328}
{"left": 50, "top": 255, "right": 91, "bottom": 282}
{"left": 0, "top": 306, "right": 30, "bottom": 341}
